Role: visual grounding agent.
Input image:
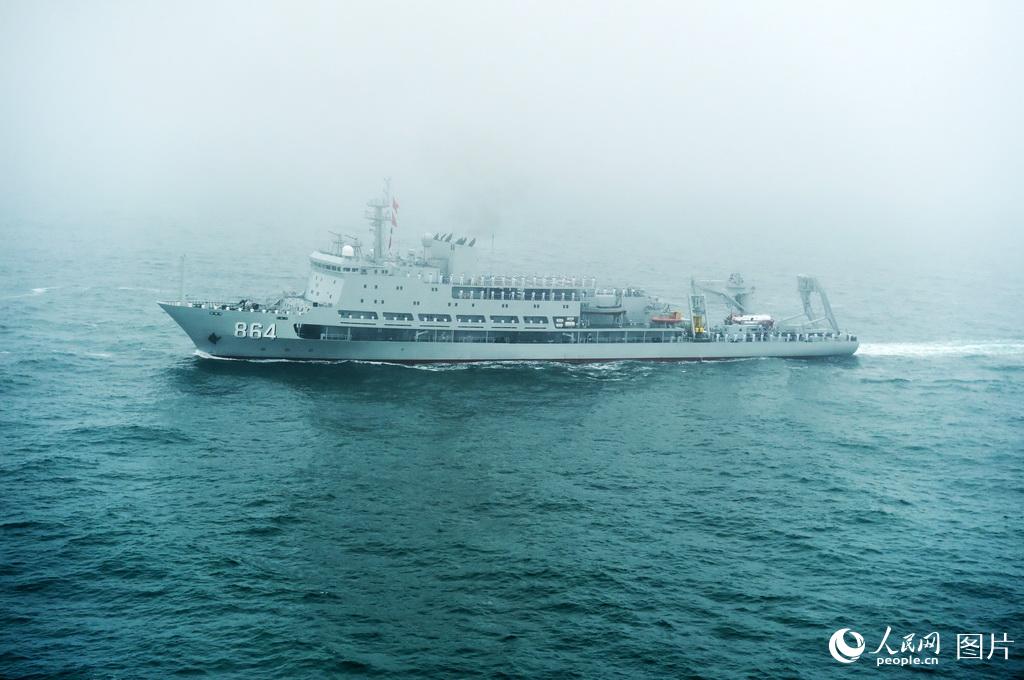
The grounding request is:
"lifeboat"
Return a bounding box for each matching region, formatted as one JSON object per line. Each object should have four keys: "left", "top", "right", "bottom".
{"left": 651, "top": 310, "right": 684, "bottom": 325}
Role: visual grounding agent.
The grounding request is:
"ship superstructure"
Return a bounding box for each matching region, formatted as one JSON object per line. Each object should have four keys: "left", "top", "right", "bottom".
{"left": 160, "top": 185, "right": 858, "bottom": 362}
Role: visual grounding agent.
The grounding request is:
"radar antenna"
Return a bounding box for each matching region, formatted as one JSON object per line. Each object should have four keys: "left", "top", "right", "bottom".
{"left": 328, "top": 231, "right": 362, "bottom": 258}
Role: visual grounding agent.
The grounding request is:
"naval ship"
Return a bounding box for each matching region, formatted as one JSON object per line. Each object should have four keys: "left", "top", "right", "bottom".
{"left": 160, "top": 186, "right": 858, "bottom": 363}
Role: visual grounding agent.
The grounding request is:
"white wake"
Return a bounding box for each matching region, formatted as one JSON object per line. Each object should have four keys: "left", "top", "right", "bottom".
{"left": 858, "top": 342, "right": 1024, "bottom": 358}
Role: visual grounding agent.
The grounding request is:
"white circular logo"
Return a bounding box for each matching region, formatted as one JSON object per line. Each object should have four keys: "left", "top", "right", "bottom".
{"left": 829, "top": 628, "right": 865, "bottom": 663}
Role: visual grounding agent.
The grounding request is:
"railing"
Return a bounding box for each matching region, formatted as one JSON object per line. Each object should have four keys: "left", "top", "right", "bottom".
{"left": 173, "top": 300, "right": 306, "bottom": 315}
{"left": 308, "top": 325, "right": 858, "bottom": 345}
{"left": 709, "top": 332, "right": 858, "bottom": 343}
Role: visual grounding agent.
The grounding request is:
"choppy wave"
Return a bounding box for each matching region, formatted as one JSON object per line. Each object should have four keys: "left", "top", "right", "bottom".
{"left": 5, "top": 236, "right": 1024, "bottom": 679}
{"left": 858, "top": 341, "right": 1024, "bottom": 358}
{"left": 190, "top": 349, "right": 761, "bottom": 374}
{"left": 194, "top": 350, "right": 627, "bottom": 372}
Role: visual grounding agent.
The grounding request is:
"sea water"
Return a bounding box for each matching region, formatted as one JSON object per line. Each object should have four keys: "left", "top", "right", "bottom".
{"left": 1, "top": 223, "right": 1021, "bottom": 678}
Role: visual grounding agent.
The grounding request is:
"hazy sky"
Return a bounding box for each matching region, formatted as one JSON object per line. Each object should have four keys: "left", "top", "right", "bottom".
{"left": 1, "top": 1, "right": 1020, "bottom": 253}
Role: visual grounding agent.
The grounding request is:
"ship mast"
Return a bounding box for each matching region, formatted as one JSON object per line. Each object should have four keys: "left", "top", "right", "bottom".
{"left": 364, "top": 178, "right": 395, "bottom": 264}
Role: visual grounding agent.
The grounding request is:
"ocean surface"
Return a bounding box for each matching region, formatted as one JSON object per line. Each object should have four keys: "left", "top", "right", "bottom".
{"left": 1, "top": 223, "right": 1022, "bottom": 678}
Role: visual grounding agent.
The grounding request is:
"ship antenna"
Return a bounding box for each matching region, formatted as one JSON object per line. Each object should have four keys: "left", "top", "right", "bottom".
{"left": 178, "top": 254, "right": 186, "bottom": 303}
{"left": 329, "top": 230, "right": 345, "bottom": 256}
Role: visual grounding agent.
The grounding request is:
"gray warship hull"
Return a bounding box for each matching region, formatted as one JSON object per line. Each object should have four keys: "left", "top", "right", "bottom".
{"left": 160, "top": 183, "right": 859, "bottom": 363}
{"left": 160, "top": 303, "right": 858, "bottom": 363}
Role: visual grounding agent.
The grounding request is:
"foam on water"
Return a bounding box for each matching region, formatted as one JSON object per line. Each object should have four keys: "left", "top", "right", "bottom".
{"left": 3, "top": 286, "right": 57, "bottom": 299}
{"left": 193, "top": 349, "right": 357, "bottom": 365}
{"left": 858, "top": 341, "right": 1024, "bottom": 358}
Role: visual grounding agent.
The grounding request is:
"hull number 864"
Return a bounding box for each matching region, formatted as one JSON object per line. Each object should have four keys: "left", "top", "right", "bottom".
{"left": 234, "top": 322, "right": 277, "bottom": 339}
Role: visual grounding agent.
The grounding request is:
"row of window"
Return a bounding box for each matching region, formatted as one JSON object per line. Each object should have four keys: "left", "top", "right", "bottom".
{"left": 296, "top": 324, "right": 687, "bottom": 344}
{"left": 338, "top": 311, "right": 557, "bottom": 324}
{"left": 450, "top": 286, "right": 582, "bottom": 301}
{"left": 351, "top": 298, "right": 572, "bottom": 311}
{"left": 314, "top": 262, "right": 393, "bottom": 275}
{"left": 338, "top": 310, "right": 378, "bottom": 320}
{"left": 316, "top": 263, "right": 367, "bottom": 274}
{"left": 423, "top": 314, "right": 545, "bottom": 324}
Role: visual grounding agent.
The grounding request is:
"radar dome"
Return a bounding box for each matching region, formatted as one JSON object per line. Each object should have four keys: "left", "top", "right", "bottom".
{"left": 421, "top": 233, "right": 434, "bottom": 248}
{"left": 341, "top": 244, "right": 355, "bottom": 257}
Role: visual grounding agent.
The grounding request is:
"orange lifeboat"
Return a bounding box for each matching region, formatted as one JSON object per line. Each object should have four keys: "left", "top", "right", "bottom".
{"left": 651, "top": 310, "right": 684, "bottom": 325}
